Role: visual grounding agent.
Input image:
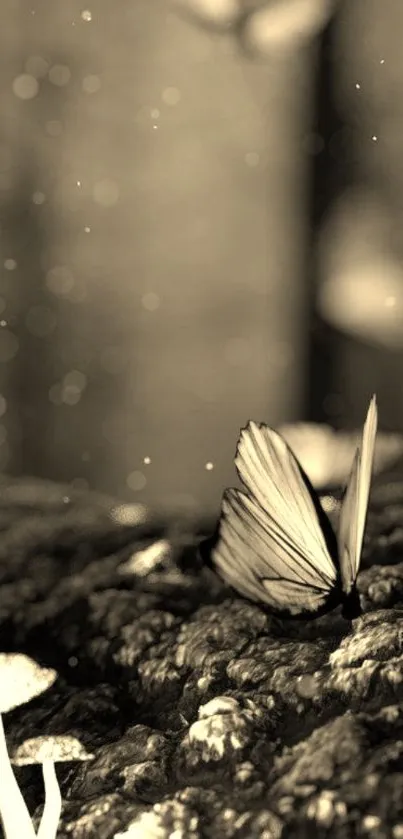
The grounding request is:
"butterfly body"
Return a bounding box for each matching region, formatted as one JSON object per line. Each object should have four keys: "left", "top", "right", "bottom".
{"left": 202, "top": 397, "right": 378, "bottom": 621}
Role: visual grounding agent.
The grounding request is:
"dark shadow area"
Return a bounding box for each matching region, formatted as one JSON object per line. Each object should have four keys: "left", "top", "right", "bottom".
{"left": 306, "top": 7, "right": 353, "bottom": 424}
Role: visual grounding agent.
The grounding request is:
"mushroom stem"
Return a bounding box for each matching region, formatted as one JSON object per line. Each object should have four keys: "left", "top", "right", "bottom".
{"left": 37, "top": 760, "right": 62, "bottom": 839}
{"left": 0, "top": 713, "right": 36, "bottom": 839}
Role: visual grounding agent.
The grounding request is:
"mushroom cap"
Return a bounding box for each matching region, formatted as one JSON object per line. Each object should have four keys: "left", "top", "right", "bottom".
{"left": 0, "top": 653, "right": 58, "bottom": 713}
{"left": 11, "top": 735, "right": 94, "bottom": 765}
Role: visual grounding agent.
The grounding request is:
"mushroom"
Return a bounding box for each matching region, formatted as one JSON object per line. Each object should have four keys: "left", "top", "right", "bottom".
{"left": 11, "top": 735, "right": 94, "bottom": 839}
{"left": 0, "top": 653, "right": 57, "bottom": 839}
{"left": 0, "top": 652, "right": 93, "bottom": 839}
{"left": 0, "top": 712, "right": 36, "bottom": 839}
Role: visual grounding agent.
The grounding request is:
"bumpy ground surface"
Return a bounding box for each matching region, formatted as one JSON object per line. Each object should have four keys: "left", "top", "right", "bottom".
{"left": 1, "top": 474, "right": 403, "bottom": 838}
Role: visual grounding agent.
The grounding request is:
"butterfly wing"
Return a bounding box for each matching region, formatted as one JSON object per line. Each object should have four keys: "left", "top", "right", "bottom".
{"left": 337, "top": 395, "right": 378, "bottom": 593}
{"left": 211, "top": 422, "right": 340, "bottom": 617}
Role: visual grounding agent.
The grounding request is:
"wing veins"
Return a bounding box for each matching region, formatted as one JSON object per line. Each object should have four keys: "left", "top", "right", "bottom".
{"left": 231, "top": 490, "right": 334, "bottom": 588}
{"left": 235, "top": 424, "right": 336, "bottom": 580}
{"left": 237, "top": 426, "right": 323, "bottom": 550}
{"left": 217, "top": 489, "right": 333, "bottom": 591}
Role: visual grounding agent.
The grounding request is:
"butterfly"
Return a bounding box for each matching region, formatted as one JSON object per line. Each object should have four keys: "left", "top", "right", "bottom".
{"left": 202, "top": 395, "right": 378, "bottom": 620}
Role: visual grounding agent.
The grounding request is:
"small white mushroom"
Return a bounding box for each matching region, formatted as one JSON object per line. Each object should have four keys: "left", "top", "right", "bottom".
{"left": 0, "top": 652, "right": 57, "bottom": 714}
{"left": 11, "top": 735, "right": 94, "bottom": 839}
{"left": 0, "top": 653, "right": 58, "bottom": 839}
{"left": 0, "top": 713, "right": 36, "bottom": 839}
{"left": 0, "top": 653, "right": 94, "bottom": 839}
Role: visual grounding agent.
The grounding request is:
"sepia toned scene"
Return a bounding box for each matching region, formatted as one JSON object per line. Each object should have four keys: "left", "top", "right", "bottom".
{"left": 1, "top": 2, "right": 403, "bottom": 838}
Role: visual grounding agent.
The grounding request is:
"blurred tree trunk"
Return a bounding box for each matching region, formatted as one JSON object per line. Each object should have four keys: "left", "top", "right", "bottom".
{"left": 317, "top": 0, "right": 403, "bottom": 432}
{"left": 0, "top": 0, "right": 312, "bottom": 521}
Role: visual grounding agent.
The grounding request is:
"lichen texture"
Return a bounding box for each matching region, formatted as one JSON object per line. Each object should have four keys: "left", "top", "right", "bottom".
{"left": 1, "top": 474, "right": 403, "bottom": 838}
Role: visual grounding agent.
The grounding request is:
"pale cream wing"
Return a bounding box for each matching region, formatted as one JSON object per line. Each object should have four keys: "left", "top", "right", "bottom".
{"left": 213, "top": 488, "right": 337, "bottom": 616}
{"left": 337, "top": 395, "right": 378, "bottom": 591}
{"left": 234, "top": 421, "right": 337, "bottom": 584}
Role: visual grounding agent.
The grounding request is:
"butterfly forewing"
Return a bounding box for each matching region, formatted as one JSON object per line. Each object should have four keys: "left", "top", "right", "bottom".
{"left": 235, "top": 422, "right": 337, "bottom": 583}
{"left": 337, "top": 395, "right": 378, "bottom": 592}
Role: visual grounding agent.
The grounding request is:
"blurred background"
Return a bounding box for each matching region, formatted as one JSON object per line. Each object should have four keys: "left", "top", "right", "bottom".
{"left": 0, "top": 0, "right": 402, "bottom": 523}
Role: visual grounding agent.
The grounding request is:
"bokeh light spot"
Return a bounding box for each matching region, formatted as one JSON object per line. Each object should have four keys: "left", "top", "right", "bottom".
{"left": 25, "top": 56, "right": 49, "bottom": 78}
{"left": 142, "top": 292, "right": 160, "bottom": 311}
{"left": 111, "top": 503, "right": 147, "bottom": 526}
{"left": 62, "top": 387, "right": 82, "bottom": 406}
{"left": 244, "top": 151, "right": 260, "bottom": 167}
{"left": 32, "top": 191, "right": 46, "bottom": 205}
{"left": 55, "top": 370, "right": 87, "bottom": 405}
{"left": 127, "top": 470, "right": 147, "bottom": 491}
{"left": 82, "top": 75, "right": 101, "bottom": 93}
{"left": 46, "top": 265, "right": 75, "bottom": 297}
{"left": 162, "top": 87, "right": 181, "bottom": 106}
{"left": 48, "top": 65, "right": 71, "bottom": 87}
{"left": 12, "top": 74, "right": 39, "bottom": 100}
{"left": 93, "top": 179, "right": 119, "bottom": 207}
{"left": 64, "top": 369, "right": 87, "bottom": 390}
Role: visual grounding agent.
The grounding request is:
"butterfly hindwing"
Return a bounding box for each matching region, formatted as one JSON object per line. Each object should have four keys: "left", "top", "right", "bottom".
{"left": 337, "top": 395, "right": 378, "bottom": 593}
{"left": 213, "top": 488, "right": 338, "bottom": 617}
{"left": 211, "top": 423, "right": 340, "bottom": 617}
